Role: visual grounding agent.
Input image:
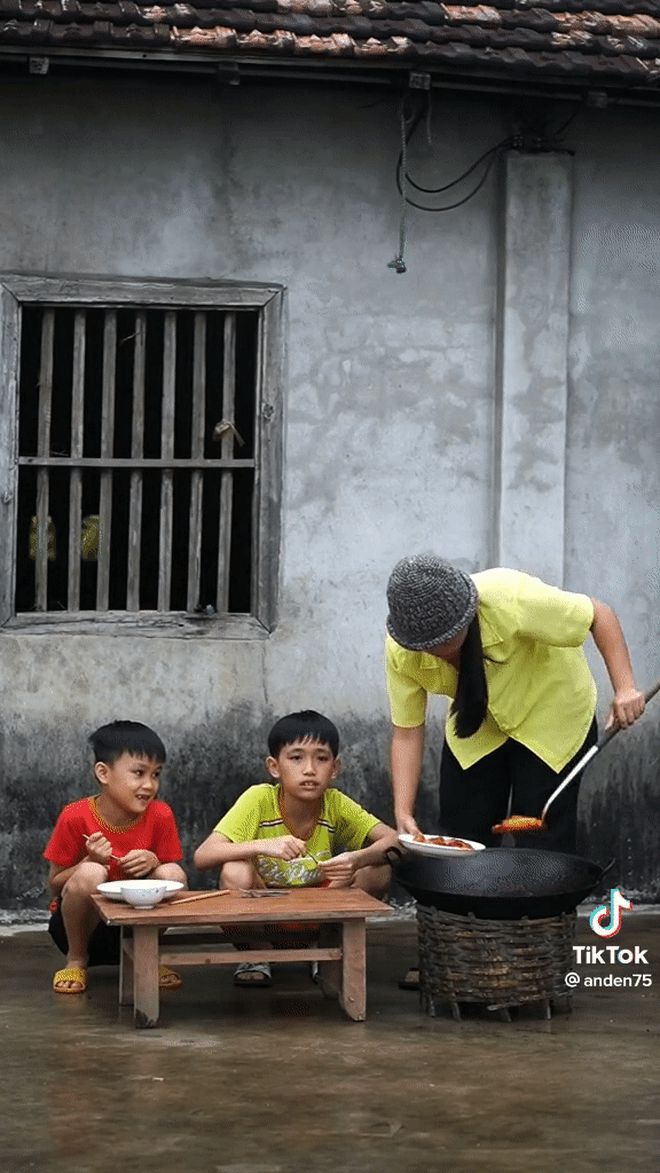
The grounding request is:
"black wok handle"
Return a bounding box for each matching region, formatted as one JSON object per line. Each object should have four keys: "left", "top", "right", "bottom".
{"left": 385, "top": 847, "right": 404, "bottom": 866}
{"left": 596, "top": 680, "right": 660, "bottom": 751}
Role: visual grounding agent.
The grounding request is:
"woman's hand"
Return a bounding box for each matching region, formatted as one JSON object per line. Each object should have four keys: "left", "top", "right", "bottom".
{"left": 263, "top": 835, "right": 307, "bottom": 861}
{"left": 84, "top": 831, "right": 113, "bottom": 866}
{"left": 119, "top": 849, "right": 160, "bottom": 877}
{"left": 317, "top": 853, "right": 358, "bottom": 887}
{"left": 396, "top": 812, "right": 420, "bottom": 837}
{"left": 606, "top": 686, "right": 646, "bottom": 730}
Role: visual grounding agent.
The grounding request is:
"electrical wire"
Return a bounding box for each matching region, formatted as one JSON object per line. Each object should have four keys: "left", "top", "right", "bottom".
{"left": 387, "top": 91, "right": 583, "bottom": 270}
{"left": 404, "top": 139, "right": 509, "bottom": 196}
{"left": 393, "top": 94, "right": 512, "bottom": 213}
{"left": 547, "top": 103, "right": 582, "bottom": 140}
{"left": 398, "top": 148, "right": 501, "bottom": 213}
{"left": 387, "top": 99, "right": 410, "bottom": 273}
{"left": 394, "top": 92, "right": 583, "bottom": 215}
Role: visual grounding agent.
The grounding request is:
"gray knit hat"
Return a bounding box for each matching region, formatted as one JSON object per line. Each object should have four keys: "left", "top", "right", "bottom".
{"left": 386, "top": 554, "right": 478, "bottom": 651}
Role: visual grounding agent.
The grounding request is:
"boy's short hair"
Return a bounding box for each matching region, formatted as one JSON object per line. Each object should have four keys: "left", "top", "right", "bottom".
{"left": 267, "top": 711, "right": 340, "bottom": 758}
{"left": 89, "top": 720, "right": 166, "bottom": 765}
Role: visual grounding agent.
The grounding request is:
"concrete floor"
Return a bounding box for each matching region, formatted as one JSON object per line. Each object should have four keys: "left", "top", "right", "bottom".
{"left": 1, "top": 912, "right": 658, "bottom": 1173}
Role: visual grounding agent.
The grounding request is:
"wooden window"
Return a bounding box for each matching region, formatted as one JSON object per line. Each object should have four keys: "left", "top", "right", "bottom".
{"left": 0, "top": 275, "right": 284, "bottom": 637}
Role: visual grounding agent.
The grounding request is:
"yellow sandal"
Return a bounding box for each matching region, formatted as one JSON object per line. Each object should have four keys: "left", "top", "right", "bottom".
{"left": 159, "top": 965, "right": 183, "bottom": 991}
{"left": 53, "top": 965, "right": 180, "bottom": 993}
{"left": 53, "top": 966, "right": 88, "bottom": 994}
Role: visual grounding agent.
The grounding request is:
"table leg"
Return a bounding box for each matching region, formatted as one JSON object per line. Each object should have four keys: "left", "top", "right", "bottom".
{"left": 316, "top": 924, "right": 341, "bottom": 1000}
{"left": 340, "top": 919, "right": 366, "bottom": 1022}
{"left": 132, "top": 926, "right": 160, "bottom": 1028}
{"left": 119, "top": 928, "right": 133, "bottom": 1006}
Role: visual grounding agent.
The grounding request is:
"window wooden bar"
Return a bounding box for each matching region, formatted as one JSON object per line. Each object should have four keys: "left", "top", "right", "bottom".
{"left": 251, "top": 308, "right": 264, "bottom": 619}
{"left": 19, "top": 456, "right": 254, "bottom": 469}
{"left": 0, "top": 287, "right": 20, "bottom": 625}
{"left": 157, "top": 311, "right": 176, "bottom": 611}
{"left": 186, "top": 313, "right": 206, "bottom": 612}
{"left": 252, "top": 292, "right": 284, "bottom": 631}
{"left": 35, "top": 309, "right": 54, "bottom": 611}
{"left": 216, "top": 312, "right": 236, "bottom": 613}
{"left": 127, "top": 312, "right": 146, "bottom": 611}
{"left": 10, "top": 611, "right": 270, "bottom": 638}
{"left": 7, "top": 276, "right": 280, "bottom": 309}
{"left": 67, "top": 311, "right": 85, "bottom": 611}
{"left": 96, "top": 311, "right": 117, "bottom": 610}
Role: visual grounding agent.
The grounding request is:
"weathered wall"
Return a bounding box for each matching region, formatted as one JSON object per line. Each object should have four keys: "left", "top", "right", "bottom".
{"left": 565, "top": 111, "right": 660, "bottom": 898}
{"left": 0, "top": 76, "right": 657, "bottom": 908}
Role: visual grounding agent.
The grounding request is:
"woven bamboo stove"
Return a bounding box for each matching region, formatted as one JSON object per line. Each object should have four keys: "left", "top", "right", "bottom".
{"left": 417, "top": 904, "right": 577, "bottom": 1021}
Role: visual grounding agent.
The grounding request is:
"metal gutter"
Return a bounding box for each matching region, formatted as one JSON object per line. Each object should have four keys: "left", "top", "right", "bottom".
{"left": 0, "top": 45, "right": 658, "bottom": 106}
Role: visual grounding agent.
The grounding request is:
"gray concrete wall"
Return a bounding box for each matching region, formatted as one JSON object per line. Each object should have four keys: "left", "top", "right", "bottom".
{"left": 565, "top": 109, "right": 660, "bottom": 898}
{"left": 0, "top": 77, "right": 657, "bottom": 907}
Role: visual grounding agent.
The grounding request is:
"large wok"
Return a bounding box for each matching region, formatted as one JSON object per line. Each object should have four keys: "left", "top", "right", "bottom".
{"left": 387, "top": 847, "right": 614, "bottom": 920}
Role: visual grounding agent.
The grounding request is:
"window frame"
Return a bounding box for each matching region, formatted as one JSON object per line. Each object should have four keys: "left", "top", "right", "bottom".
{"left": 0, "top": 273, "right": 285, "bottom": 638}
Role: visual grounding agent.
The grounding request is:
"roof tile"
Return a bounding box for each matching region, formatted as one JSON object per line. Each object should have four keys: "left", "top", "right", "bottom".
{"left": 0, "top": 0, "right": 658, "bottom": 87}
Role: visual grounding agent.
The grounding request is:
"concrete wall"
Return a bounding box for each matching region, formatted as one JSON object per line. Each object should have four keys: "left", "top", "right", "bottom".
{"left": 0, "top": 76, "right": 658, "bottom": 908}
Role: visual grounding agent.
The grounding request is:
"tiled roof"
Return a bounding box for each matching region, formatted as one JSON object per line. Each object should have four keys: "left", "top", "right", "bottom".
{"left": 0, "top": 0, "right": 659, "bottom": 89}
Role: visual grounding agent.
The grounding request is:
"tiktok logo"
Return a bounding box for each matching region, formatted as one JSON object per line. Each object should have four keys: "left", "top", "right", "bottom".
{"left": 589, "top": 888, "right": 633, "bottom": 938}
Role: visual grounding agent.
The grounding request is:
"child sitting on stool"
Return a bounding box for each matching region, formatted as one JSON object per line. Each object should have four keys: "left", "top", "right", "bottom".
{"left": 194, "top": 710, "right": 397, "bottom": 987}
{"left": 44, "top": 720, "right": 187, "bottom": 995}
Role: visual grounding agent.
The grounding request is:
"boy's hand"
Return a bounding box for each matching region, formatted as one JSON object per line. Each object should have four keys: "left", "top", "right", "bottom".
{"left": 84, "top": 832, "right": 114, "bottom": 866}
{"left": 264, "top": 835, "right": 307, "bottom": 861}
{"left": 119, "top": 849, "right": 160, "bottom": 877}
{"left": 317, "top": 853, "right": 357, "bottom": 887}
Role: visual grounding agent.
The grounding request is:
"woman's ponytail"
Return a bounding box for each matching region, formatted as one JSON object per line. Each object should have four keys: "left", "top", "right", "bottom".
{"left": 451, "top": 617, "right": 488, "bottom": 738}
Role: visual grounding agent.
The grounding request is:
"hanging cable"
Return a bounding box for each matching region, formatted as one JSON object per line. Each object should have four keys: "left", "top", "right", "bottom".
{"left": 398, "top": 147, "right": 502, "bottom": 213}
{"left": 387, "top": 89, "right": 583, "bottom": 271}
{"left": 387, "top": 98, "right": 410, "bottom": 274}
{"left": 547, "top": 102, "right": 583, "bottom": 141}
{"left": 402, "top": 138, "right": 511, "bottom": 197}
{"left": 395, "top": 92, "right": 514, "bottom": 211}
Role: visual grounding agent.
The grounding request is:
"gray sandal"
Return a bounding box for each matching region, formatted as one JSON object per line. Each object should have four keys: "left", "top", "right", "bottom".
{"left": 233, "top": 961, "right": 272, "bottom": 988}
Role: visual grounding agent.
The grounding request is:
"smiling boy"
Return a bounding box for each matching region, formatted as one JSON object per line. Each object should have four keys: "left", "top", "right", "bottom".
{"left": 44, "top": 720, "right": 186, "bottom": 994}
{"left": 194, "top": 710, "right": 397, "bottom": 985}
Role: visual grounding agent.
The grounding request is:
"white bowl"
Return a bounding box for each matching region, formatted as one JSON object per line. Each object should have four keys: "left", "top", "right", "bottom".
{"left": 119, "top": 880, "right": 169, "bottom": 908}
{"left": 98, "top": 879, "right": 183, "bottom": 903}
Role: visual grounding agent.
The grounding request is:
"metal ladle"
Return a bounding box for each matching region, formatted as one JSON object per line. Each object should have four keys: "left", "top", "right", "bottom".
{"left": 493, "top": 680, "right": 659, "bottom": 835}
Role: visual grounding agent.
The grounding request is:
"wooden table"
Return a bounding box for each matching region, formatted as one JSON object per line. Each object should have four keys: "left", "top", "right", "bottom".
{"left": 91, "top": 888, "right": 391, "bottom": 1028}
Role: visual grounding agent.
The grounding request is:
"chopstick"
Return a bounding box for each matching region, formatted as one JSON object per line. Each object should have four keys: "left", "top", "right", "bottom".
{"left": 239, "top": 889, "right": 288, "bottom": 899}
{"left": 170, "top": 889, "right": 231, "bottom": 905}
{"left": 83, "top": 834, "right": 121, "bottom": 863}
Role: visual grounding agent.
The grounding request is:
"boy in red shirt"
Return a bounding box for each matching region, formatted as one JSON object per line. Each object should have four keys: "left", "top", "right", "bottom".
{"left": 44, "top": 720, "right": 187, "bottom": 994}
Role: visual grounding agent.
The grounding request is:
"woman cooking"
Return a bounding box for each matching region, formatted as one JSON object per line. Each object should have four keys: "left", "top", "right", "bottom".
{"left": 386, "top": 554, "right": 646, "bottom": 857}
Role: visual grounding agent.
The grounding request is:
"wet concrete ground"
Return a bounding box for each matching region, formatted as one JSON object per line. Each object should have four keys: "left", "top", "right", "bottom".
{"left": 1, "top": 912, "right": 658, "bottom": 1173}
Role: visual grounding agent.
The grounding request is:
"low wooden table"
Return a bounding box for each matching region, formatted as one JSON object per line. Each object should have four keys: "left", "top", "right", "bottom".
{"left": 91, "top": 888, "right": 391, "bottom": 1028}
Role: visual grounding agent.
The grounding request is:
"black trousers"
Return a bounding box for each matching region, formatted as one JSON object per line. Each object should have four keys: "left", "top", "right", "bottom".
{"left": 439, "top": 719, "right": 598, "bottom": 853}
{"left": 49, "top": 900, "right": 120, "bottom": 966}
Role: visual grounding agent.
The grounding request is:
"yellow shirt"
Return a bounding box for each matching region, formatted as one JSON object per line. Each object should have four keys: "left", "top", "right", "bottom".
{"left": 214, "top": 783, "right": 380, "bottom": 887}
{"left": 385, "top": 568, "right": 597, "bottom": 773}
